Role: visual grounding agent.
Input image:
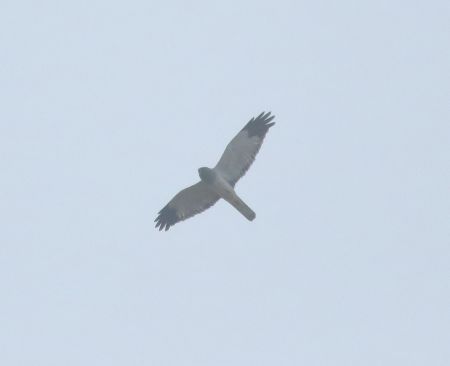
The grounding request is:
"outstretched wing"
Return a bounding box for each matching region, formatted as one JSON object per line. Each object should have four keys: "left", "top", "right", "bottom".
{"left": 214, "top": 111, "right": 275, "bottom": 186}
{"left": 155, "top": 181, "right": 220, "bottom": 231}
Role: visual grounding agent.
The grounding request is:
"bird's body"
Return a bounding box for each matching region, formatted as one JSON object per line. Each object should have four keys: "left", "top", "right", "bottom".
{"left": 198, "top": 167, "right": 255, "bottom": 221}
{"left": 155, "top": 111, "right": 275, "bottom": 231}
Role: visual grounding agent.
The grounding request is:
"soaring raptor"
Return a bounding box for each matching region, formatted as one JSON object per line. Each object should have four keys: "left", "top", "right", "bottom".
{"left": 155, "top": 112, "right": 275, "bottom": 231}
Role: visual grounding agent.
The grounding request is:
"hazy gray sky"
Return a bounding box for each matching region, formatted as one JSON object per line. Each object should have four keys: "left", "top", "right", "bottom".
{"left": 1, "top": 1, "right": 448, "bottom": 365}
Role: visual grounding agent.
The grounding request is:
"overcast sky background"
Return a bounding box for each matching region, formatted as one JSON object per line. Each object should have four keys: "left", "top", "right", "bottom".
{"left": 1, "top": 1, "right": 449, "bottom": 365}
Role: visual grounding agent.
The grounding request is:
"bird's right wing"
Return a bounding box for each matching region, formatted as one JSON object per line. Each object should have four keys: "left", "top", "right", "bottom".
{"left": 214, "top": 112, "right": 275, "bottom": 186}
{"left": 155, "top": 181, "right": 220, "bottom": 231}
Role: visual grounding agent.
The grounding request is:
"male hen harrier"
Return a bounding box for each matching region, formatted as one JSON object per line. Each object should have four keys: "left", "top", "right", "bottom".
{"left": 155, "top": 111, "right": 275, "bottom": 231}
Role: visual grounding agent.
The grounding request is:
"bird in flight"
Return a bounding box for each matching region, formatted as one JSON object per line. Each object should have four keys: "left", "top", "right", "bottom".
{"left": 155, "top": 111, "right": 275, "bottom": 231}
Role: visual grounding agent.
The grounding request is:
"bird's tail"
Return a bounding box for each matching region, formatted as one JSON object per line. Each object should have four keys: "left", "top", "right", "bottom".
{"left": 228, "top": 194, "right": 256, "bottom": 221}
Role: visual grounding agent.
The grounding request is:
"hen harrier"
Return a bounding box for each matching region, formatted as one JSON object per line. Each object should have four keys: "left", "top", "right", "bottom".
{"left": 155, "top": 111, "right": 275, "bottom": 231}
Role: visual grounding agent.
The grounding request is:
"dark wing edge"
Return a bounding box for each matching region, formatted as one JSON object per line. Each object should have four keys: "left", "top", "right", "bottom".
{"left": 154, "top": 183, "right": 220, "bottom": 231}
{"left": 241, "top": 111, "right": 275, "bottom": 139}
{"left": 154, "top": 205, "right": 179, "bottom": 231}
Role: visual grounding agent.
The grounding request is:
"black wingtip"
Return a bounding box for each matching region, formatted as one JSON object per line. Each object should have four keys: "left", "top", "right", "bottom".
{"left": 242, "top": 111, "right": 276, "bottom": 138}
{"left": 154, "top": 205, "right": 178, "bottom": 231}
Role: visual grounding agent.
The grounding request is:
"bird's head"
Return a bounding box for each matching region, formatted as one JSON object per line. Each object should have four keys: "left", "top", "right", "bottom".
{"left": 198, "top": 167, "right": 215, "bottom": 183}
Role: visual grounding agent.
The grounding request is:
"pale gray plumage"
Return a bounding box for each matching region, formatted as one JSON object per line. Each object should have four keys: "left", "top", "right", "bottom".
{"left": 155, "top": 111, "right": 275, "bottom": 231}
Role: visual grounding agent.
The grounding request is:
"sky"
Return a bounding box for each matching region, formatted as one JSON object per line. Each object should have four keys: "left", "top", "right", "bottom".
{"left": 0, "top": 0, "right": 449, "bottom": 365}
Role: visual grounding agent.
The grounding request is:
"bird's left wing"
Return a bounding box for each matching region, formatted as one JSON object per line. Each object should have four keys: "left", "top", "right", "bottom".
{"left": 155, "top": 181, "right": 220, "bottom": 231}
{"left": 214, "top": 112, "right": 275, "bottom": 186}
